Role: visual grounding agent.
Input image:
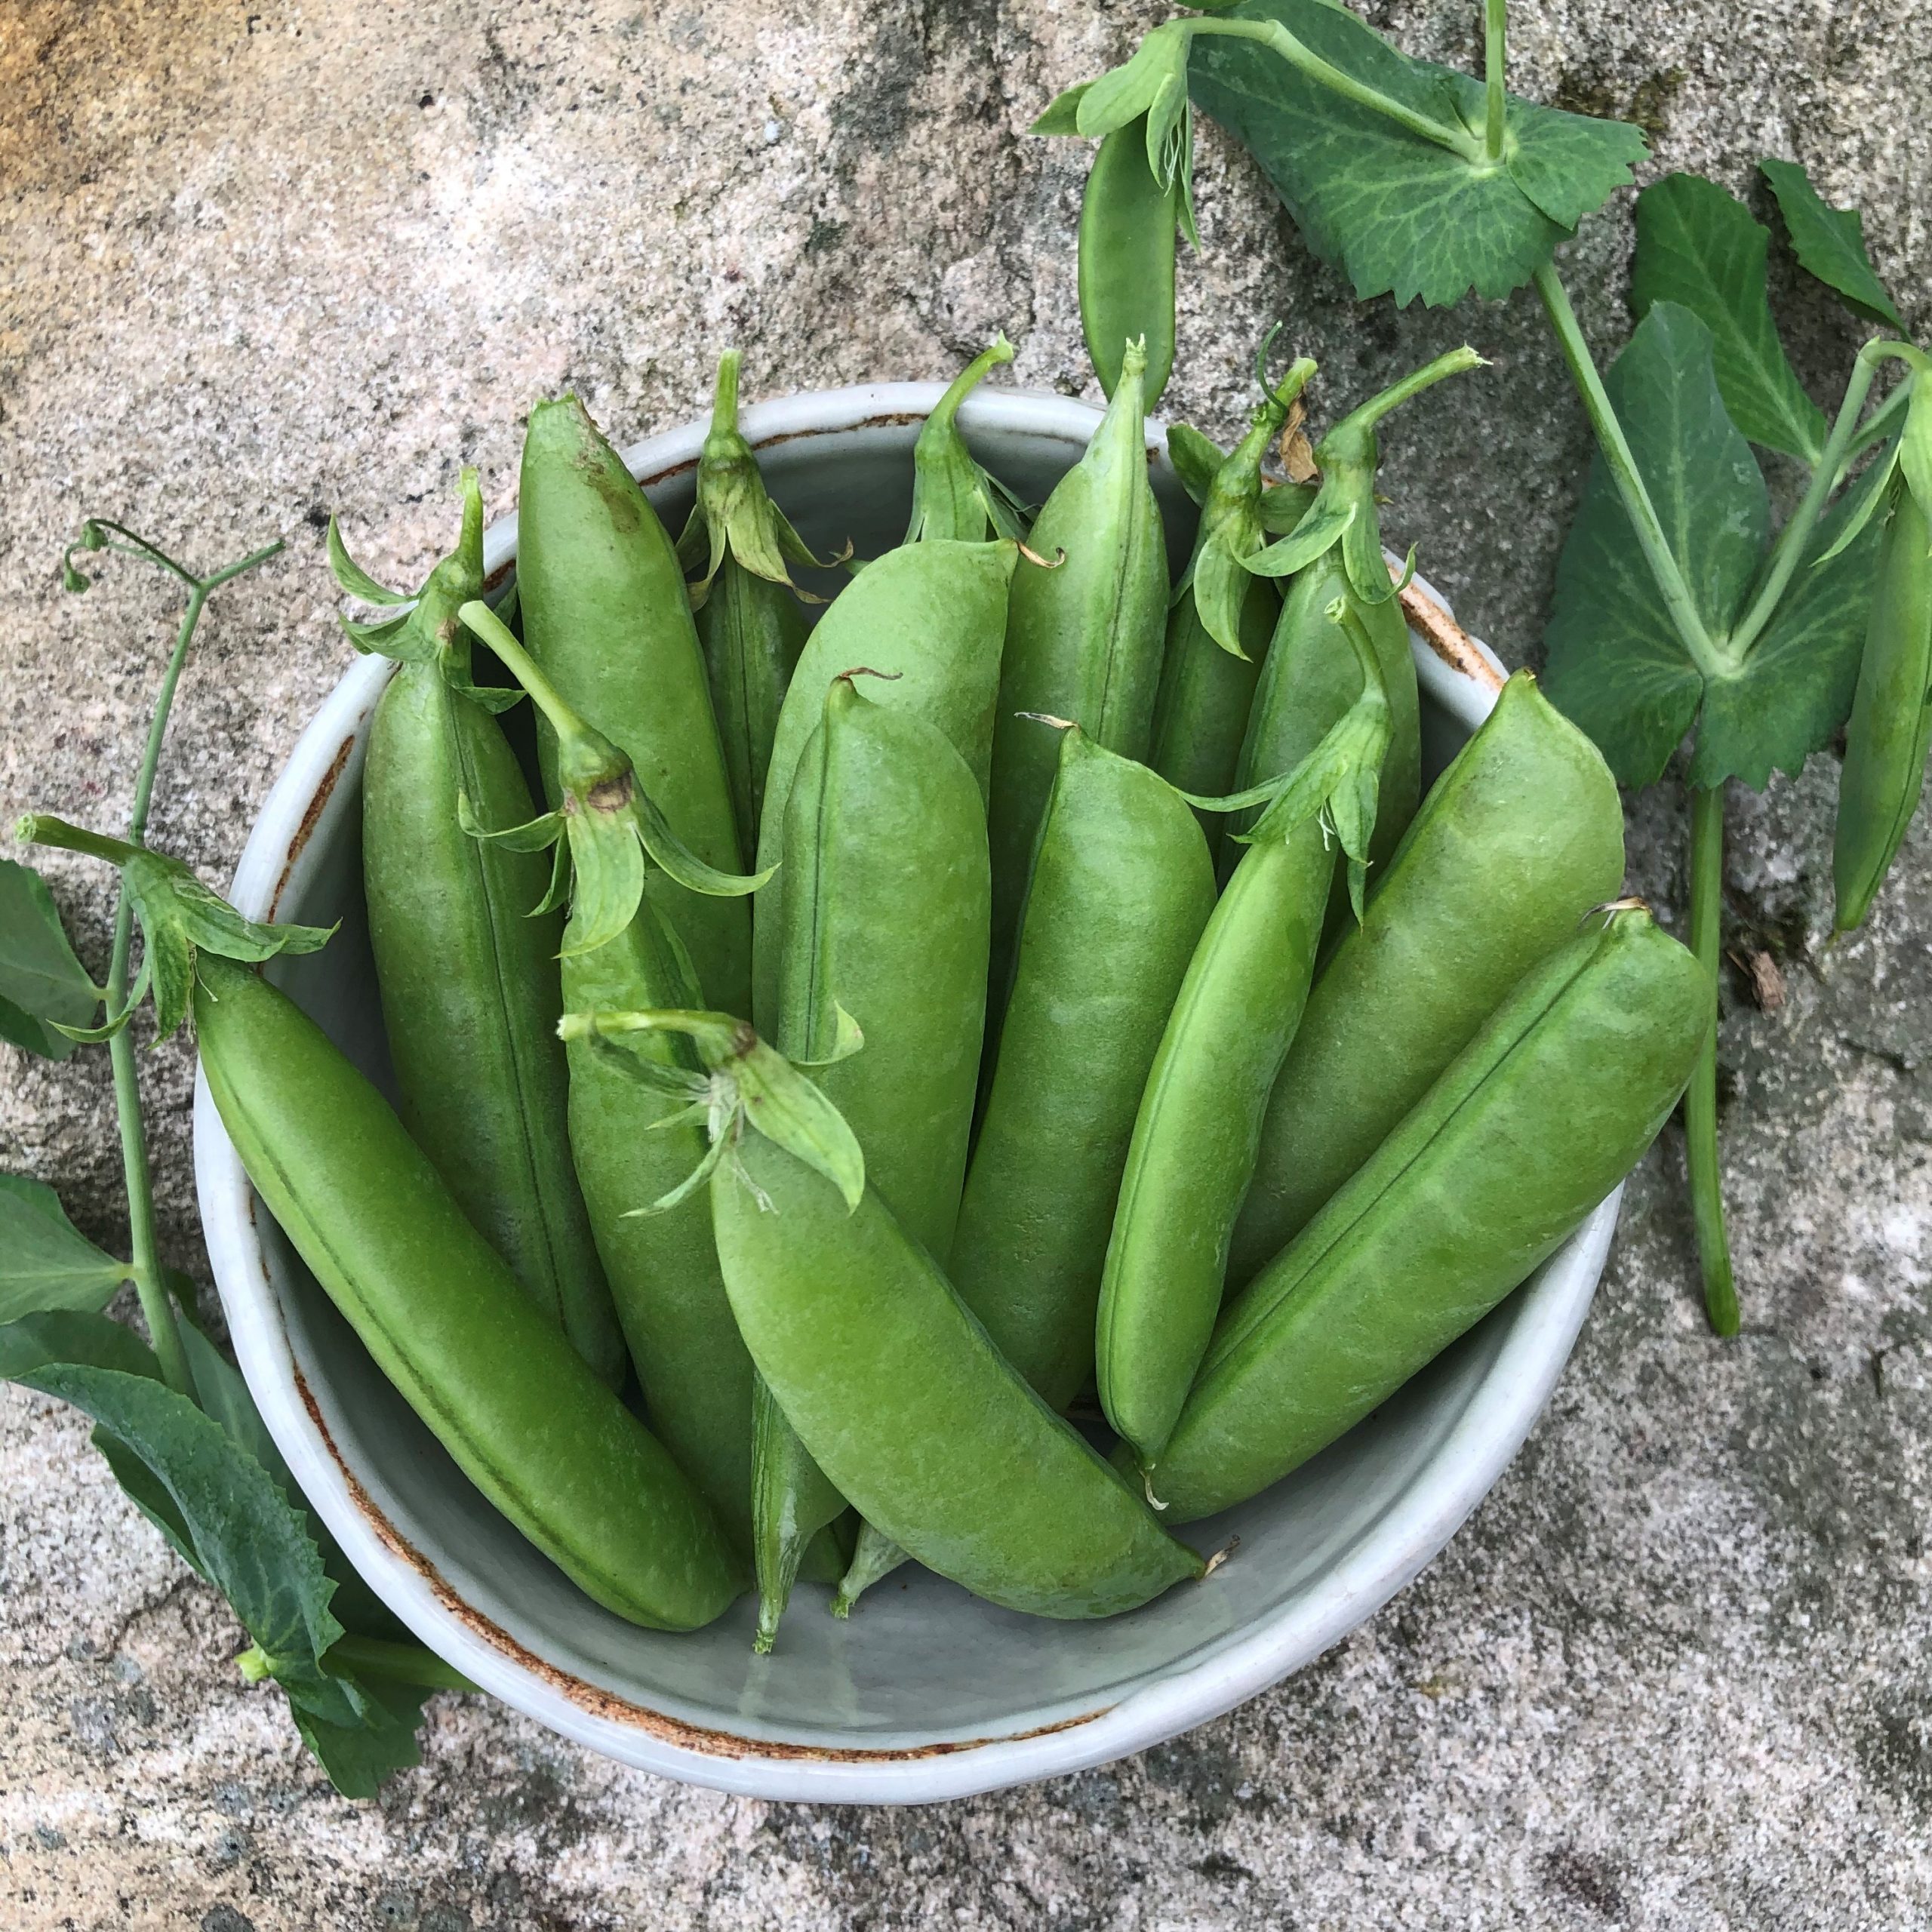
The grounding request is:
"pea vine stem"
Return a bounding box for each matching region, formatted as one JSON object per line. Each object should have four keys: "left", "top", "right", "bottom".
{"left": 1482, "top": 0, "right": 1507, "bottom": 162}
{"left": 1534, "top": 263, "right": 1728, "bottom": 681}
{"left": 100, "top": 536, "right": 285, "bottom": 1396}
{"left": 1730, "top": 338, "right": 1909, "bottom": 657}
{"left": 1187, "top": 17, "right": 1483, "bottom": 160}
{"left": 1685, "top": 784, "right": 1738, "bottom": 1336}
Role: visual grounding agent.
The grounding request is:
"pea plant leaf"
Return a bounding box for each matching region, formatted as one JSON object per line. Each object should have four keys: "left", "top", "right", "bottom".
{"left": 2, "top": 1332, "right": 432, "bottom": 1794}
{"left": 1690, "top": 480, "right": 1887, "bottom": 788}
{"left": 1631, "top": 173, "right": 1828, "bottom": 462}
{"left": 1187, "top": 0, "right": 1646, "bottom": 307}
{"left": 0, "top": 860, "right": 99, "bottom": 1060}
{"left": 0, "top": 1174, "right": 132, "bottom": 1322}
{"left": 1543, "top": 303, "right": 1771, "bottom": 787}
{"left": 1760, "top": 158, "right": 1904, "bottom": 331}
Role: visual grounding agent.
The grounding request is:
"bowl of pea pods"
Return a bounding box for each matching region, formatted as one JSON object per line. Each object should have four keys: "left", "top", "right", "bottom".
{"left": 192, "top": 339, "right": 1706, "bottom": 1802}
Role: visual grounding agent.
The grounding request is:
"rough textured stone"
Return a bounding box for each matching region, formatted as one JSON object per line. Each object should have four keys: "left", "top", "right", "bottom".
{"left": 4, "top": 0, "right": 1930, "bottom": 1924}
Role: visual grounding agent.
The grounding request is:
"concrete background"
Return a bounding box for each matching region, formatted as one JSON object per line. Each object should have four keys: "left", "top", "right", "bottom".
{"left": 4, "top": 0, "right": 1930, "bottom": 1924}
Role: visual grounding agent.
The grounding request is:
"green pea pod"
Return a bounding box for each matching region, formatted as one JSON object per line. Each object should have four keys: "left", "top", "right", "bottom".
{"left": 781, "top": 675, "right": 990, "bottom": 1257}
{"left": 1228, "top": 672, "right": 1626, "bottom": 1284}
{"left": 1235, "top": 552, "right": 1419, "bottom": 873}
{"left": 1150, "top": 374, "right": 1319, "bottom": 860}
{"left": 749, "top": 537, "right": 1015, "bottom": 1032}
{"left": 712, "top": 1129, "right": 1204, "bottom": 1619}
{"left": 987, "top": 346, "right": 1169, "bottom": 993}
{"left": 1834, "top": 481, "right": 1932, "bottom": 934}
{"left": 343, "top": 478, "right": 624, "bottom": 1387}
{"left": 1151, "top": 908, "right": 1709, "bottom": 1520}
{"left": 558, "top": 897, "right": 758, "bottom": 1554}
{"left": 906, "top": 338, "right": 1030, "bottom": 545}
{"left": 677, "top": 352, "right": 823, "bottom": 858}
{"left": 951, "top": 726, "right": 1215, "bottom": 1411}
{"left": 1099, "top": 612, "right": 1391, "bottom": 1465}
{"left": 518, "top": 395, "right": 750, "bottom": 1011}
{"left": 833, "top": 1519, "right": 908, "bottom": 1618}
{"left": 194, "top": 953, "right": 745, "bottom": 1629}
{"left": 1079, "top": 118, "right": 1180, "bottom": 406}
{"left": 748, "top": 676, "right": 991, "bottom": 1646}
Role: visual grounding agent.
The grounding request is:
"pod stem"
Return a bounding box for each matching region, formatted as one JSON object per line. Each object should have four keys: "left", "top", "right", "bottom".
{"left": 457, "top": 598, "right": 589, "bottom": 748}
{"left": 711, "top": 346, "right": 742, "bottom": 430}
{"left": 1482, "top": 0, "right": 1507, "bottom": 162}
{"left": 1685, "top": 783, "right": 1739, "bottom": 1337}
{"left": 1322, "top": 344, "right": 1485, "bottom": 448}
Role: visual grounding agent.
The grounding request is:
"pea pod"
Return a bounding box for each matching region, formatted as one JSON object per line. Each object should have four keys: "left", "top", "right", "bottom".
{"left": 749, "top": 538, "right": 1016, "bottom": 1034}
{"left": 1235, "top": 551, "right": 1418, "bottom": 872}
{"left": 748, "top": 677, "right": 991, "bottom": 1645}
{"left": 1834, "top": 389, "right": 1932, "bottom": 934}
{"left": 1036, "top": 23, "right": 1195, "bottom": 407}
{"left": 781, "top": 675, "right": 990, "bottom": 1257}
{"left": 334, "top": 478, "right": 624, "bottom": 1386}
{"left": 1150, "top": 367, "right": 1318, "bottom": 861}
{"left": 1150, "top": 907, "right": 1709, "bottom": 1521}
{"left": 987, "top": 341, "right": 1169, "bottom": 993}
{"left": 711, "top": 1122, "right": 1204, "bottom": 1620}
{"left": 557, "top": 893, "right": 758, "bottom": 1552}
{"left": 1078, "top": 118, "right": 1180, "bottom": 405}
{"left": 906, "top": 338, "right": 1030, "bottom": 545}
{"left": 951, "top": 724, "right": 1215, "bottom": 1411}
{"left": 1228, "top": 672, "right": 1626, "bottom": 1284}
{"left": 518, "top": 395, "right": 750, "bottom": 1011}
{"left": 833, "top": 1520, "right": 907, "bottom": 1618}
{"left": 677, "top": 352, "right": 823, "bottom": 858}
{"left": 193, "top": 952, "right": 745, "bottom": 1629}
{"left": 1099, "top": 607, "right": 1391, "bottom": 1465}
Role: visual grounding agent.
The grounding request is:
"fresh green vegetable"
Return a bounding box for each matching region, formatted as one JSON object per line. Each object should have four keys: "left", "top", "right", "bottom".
{"left": 951, "top": 725, "right": 1215, "bottom": 1411}
{"left": 340, "top": 475, "right": 623, "bottom": 1387}
{"left": 1099, "top": 602, "right": 1389, "bottom": 1463}
{"left": 986, "top": 339, "right": 1169, "bottom": 994}
{"left": 1150, "top": 906, "right": 1709, "bottom": 1518}
{"left": 905, "top": 338, "right": 1029, "bottom": 544}
{"left": 749, "top": 537, "right": 1016, "bottom": 1035}
{"left": 517, "top": 395, "right": 751, "bottom": 1011}
{"left": 1229, "top": 671, "right": 1626, "bottom": 1284}
{"left": 678, "top": 351, "right": 823, "bottom": 858}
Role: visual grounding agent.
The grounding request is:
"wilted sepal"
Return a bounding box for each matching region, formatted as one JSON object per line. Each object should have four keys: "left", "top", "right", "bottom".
{"left": 12, "top": 817, "right": 333, "bottom": 1041}
{"left": 1182, "top": 598, "right": 1392, "bottom": 918}
{"left": 328, "top": 469, "right": 493, "bottom": 684}
{"left": 1239, "top": 346, "right": 1483, "bottom": 602}
{"left": 676, "top": 351, "right": 826, "bottom": 607}
{"left": 1180, "top": 352, "right": 1318, "bottom": 658}
{"left": 906, "top": 338, "right": 1032, "bottom": 545}
{"left": 457, "top": 600, "right": 775, "bottom": 955}
{"left": 558, "top": 1008, "right": 866, "bottom": 1214}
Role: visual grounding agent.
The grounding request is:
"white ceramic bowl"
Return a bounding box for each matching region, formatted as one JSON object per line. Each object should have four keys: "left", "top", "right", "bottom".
{"left": 192, "top": 383, "right": 1618, "bottom": 1804}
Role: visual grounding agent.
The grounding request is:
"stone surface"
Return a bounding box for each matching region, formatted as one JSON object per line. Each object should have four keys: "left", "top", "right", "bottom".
{"left": 3, "top": 0, "right": 1930, "bottom": 1924}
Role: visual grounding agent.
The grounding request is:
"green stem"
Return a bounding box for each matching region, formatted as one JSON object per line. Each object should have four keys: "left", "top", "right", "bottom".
{"left": 1483, "top": 0, "right": 1507, "bottom": 162}
{"left": 1189, "top": 17, "right": 1482, "bottom": 158}
{"left": 97, "top": 534, "right": 284, "bottom": 1397}
{"left": 1730, "top": 340, "right": 1902, "bottom": 656}
{"left": 1847, "top": 380, "right": 1909, "bottom": 464}
{"left": 457, "top": 600, "right": 583, "bottom": 741}
{"left": 1685, "top": 783, "right": 1738, "bottom": 1337}
{"left": 327, "top": 1634, "right": 478, "bottom": 1693}
{"left": 1325, "top": 344, "right": 1486, "bottom": 445}
{"left": 1534, "top": 263, "right": 1727, "bottom": 681}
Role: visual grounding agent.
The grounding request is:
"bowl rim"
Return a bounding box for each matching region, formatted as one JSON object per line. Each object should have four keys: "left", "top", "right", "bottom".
{"left": 192, "top": 380, "right": 1617, "bottom": 1804}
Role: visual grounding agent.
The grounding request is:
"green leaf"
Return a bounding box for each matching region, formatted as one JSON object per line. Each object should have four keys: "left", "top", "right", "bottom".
{"left": 0, "top": 860, "right": 99, "bottom": 1060}
{"left": 1032, "top": 80, "right": 1092, "bottom": 137}
{"left": 0, "top": 1174, "right": 131, "bottom": 1321}
{"left": 1631, "top": 173, "right": 1828, "bottom": 461}
{"left": 325, "top": 517, "right": 410, "bottom": 605}
{"left": 1690, "top": 481, "right": 1887, "bottom": 788}
{"left": 0, "top": 1307, "right": 160, "bottom": 1381}
{"left": 1760, "top": 158, "right": 1903, "bottom": 331}
{"left": 1543, "top": 303, "right": 1772, "bottom": 787}
{"left": 1189, "top": 0, "right": 1646, "bottom": 307}
{"left": 1166, "top": 425, "right": 1227, "bottom": 506}
{"left": 289, "top": 1676, "right": 430, "bottom": 1800}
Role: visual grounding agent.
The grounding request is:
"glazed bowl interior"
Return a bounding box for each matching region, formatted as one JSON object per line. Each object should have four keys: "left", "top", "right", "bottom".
{"left": 198, "top": 386, "right": 1613, "bottom": 1802}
